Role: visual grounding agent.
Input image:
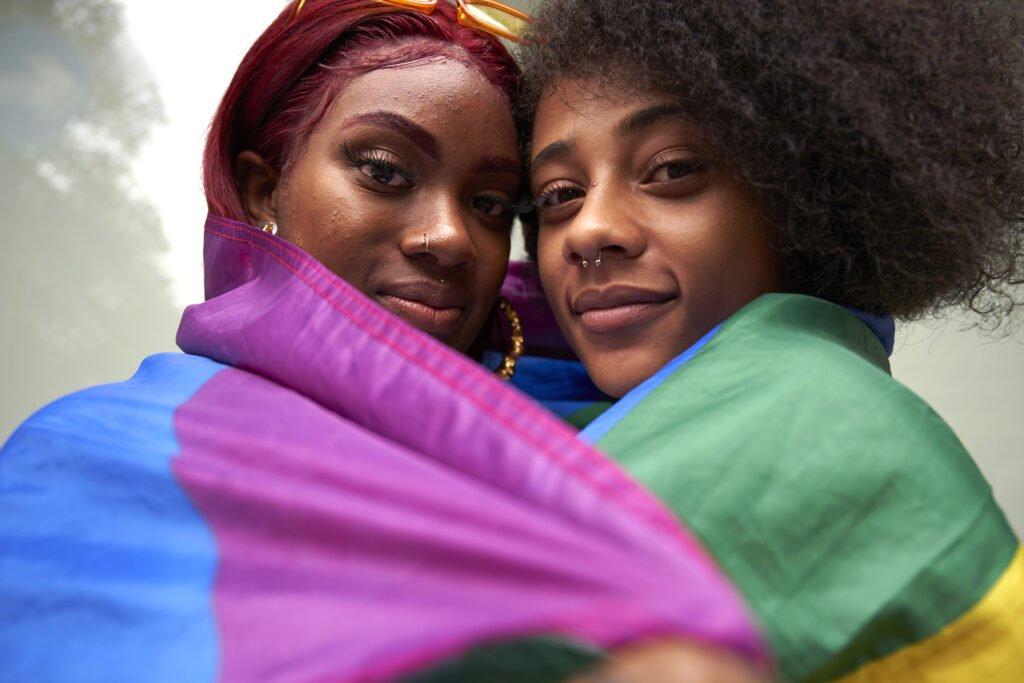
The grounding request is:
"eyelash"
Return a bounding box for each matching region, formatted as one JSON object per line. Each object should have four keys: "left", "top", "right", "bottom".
{"left": 532, "top": 158, "right": 711, "bottom": 223}
{"left": 533, "top": 181, "right": 584, "bottom": 210}
{"left": 343, "top": 143, "right": 521, "bottom": 226}
{"left": 642, "top": 156, "right": 710, "bottom": 184}
{"left": 343, "top": 144, "right": 418, "bottom": 185}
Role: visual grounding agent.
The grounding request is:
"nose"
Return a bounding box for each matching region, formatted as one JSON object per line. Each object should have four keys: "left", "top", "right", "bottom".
{"left": 562, "top": 184, "right": 645, "bottom": 267}
{"left": 401, "top": 195, "right": 476, "bottom": 269}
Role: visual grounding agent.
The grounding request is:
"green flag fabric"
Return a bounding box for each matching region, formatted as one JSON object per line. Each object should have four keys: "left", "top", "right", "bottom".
{"left": 585, "top": 294, "right": 1022, "bottom": 682}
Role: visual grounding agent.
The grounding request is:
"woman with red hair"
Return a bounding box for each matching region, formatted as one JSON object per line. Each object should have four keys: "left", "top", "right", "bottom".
{"left": 205, "top": 0, "right": 525, "bottom": 355}
{"left": 0, "top": 2, "right": 768, "bottom": 681}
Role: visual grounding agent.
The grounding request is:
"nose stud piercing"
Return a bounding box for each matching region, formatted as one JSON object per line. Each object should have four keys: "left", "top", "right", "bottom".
{"left": 422, "top": 232, "right": 430, "bottom": 255}
{"left": 580, "top": 250, "right": 602, "bottom": 269}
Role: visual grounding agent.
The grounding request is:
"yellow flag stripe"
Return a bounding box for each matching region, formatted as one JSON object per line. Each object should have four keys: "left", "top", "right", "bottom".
{"left": 838, "top": 545, "right": 1024, "bottom": 682}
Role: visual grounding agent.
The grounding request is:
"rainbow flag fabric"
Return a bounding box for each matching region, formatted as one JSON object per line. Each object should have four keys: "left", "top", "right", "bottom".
{"left": 573, "top": 293, "right": 1024, "bottom": 682}
{"left": 0, "top": 215, "right": 765, "bottom": 682}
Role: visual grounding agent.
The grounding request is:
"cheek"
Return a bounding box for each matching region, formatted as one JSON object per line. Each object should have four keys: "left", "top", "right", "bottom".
{"left": 476, "top": 231, "right": 512, "bottom": 290}
{"left": 288, "top": 191, "right": 361, "bottom": 255}
{"left": 708, "top": 199, "right": 776, "bottom": 285}
{"left": 284, "top": 159, "right": 394, "bottom": 239}
{"left": 660, "top": 192, "right": 778, "bottom": 305}
{"left": 656, "top": 194, "right": 752, "bottom": 272}
{"left": 536, "top": 230, "right": 562, "bottom": 281}
{"left": 277, "top": 165, "right": 397, "bottom": 285}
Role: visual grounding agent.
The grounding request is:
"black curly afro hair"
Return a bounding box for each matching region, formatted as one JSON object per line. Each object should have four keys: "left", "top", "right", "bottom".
{"left": 517, "top": 0, "right": 1024, "bottom": 326}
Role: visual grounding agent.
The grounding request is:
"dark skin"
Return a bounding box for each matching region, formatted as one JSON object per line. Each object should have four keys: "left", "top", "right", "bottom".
{"left": 530, "top": 81, "right": 776, "bottom": 683}
{"left": 570, "top": 640, "right": 767, "bottom": 683}
{"left": 238, "top": 58, "right": 521, "bottom": 352}
{"left": 531, "top": 80, "right": 785, "bottom": 397}
{"left": 241, "top": 67, "right": 766, "bottom": 682}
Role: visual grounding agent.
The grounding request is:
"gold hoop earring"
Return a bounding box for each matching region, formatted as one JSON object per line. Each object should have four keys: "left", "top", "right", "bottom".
{"left": 495, "top": 298, "right": 524, "bottom": 381}
{"left": 260, "top": 220, "right": 278, "bottom": 236}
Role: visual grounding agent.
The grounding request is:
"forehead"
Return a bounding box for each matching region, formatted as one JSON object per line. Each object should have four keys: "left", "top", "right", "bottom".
{"left": 531, "top": 78, "right": 705, "bottom": 166}
{"left": 326, "top": 59, "right": 516, "bottom": 144}
{"left": 533, "top": 79, "right": 671, "bottom": 142}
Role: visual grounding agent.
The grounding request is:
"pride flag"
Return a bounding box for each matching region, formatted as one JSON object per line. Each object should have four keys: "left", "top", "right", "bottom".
{"left": 578, "top": 293, "right": 1024, "bottom": 682}
{"left": 0, "top": 216, "right": 765, "bottom": 681}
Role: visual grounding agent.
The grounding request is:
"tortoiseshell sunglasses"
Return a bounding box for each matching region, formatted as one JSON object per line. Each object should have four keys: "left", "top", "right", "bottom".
{"left": 289, "top": 0, "right": 533, "bottom": 43}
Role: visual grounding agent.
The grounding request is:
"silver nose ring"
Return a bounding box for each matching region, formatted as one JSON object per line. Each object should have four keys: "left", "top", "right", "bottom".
{"left": 580, "top": 249, "right": 602, "bottom": 269}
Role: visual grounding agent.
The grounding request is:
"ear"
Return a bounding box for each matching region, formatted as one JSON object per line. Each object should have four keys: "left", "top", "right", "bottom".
{"left": 235, "top": 150, "right": 280, "bottom": 225}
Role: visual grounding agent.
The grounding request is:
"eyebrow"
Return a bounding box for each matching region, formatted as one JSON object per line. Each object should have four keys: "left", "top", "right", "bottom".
{"left": 341, "top": 111, "right": 440, "bottom": 160}
{"left": 473, "top": 155, "right": 521, "bottom": 175}
{"left": 529, "top": 104, "right": 688, "bottom": 171}
{"left": 615, "top": 104, "right": 687, "bottom": 137}
{"left": 529, "top": 140, "right": 574, "bottom": 170}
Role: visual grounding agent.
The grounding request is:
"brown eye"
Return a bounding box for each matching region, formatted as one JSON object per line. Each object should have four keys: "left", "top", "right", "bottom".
{"left": 359, "top": 160, "right": 414, "bottom": 189}
{"left": 471, "top": 194, "right": 512, "bottom": 218}
{"left": 344, "top": 144, "right": 417, "bottom": 190}
{"left": 646, "top": 159, "right": 708, "bottom": 184}
{"left": 536, "top": 183, "right": 585, "bottom": 209}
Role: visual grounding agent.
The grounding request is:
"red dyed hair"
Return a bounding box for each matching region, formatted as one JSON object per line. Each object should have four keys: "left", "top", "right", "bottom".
{"left": 203, "top": 0, "right": 521, "bottom": 222}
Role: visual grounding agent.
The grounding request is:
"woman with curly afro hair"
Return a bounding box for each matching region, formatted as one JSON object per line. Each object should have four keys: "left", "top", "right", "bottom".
{"left": 512, "top": 0, "right": 1024, "bottom": 680}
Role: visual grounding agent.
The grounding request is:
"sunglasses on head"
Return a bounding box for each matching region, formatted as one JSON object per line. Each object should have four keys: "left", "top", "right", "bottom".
{"left": 289, "top": 0, "right": 533, "bottom": 43}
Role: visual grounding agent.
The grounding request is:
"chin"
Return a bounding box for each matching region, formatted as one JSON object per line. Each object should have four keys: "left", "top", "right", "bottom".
{"left": 584, "top": 355, "right": 661, "bottom": 399}
{"left": 441, "top": 330, "right": 472, "bottom": 353}
{"left": 592, "top": 375, "right": 638, "bottom": 400}
{"left": 446, "top": 316, "right": 486, "bottom": 354}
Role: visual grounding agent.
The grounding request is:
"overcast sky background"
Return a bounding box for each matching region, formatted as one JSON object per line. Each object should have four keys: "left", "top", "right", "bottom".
{"left": 1, "top": 0, "right": 1020, "bottom": 533}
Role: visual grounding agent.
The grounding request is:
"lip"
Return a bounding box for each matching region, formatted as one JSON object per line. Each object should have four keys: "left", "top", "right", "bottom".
{"left": 572, "top": 284, "right": 677, "bottom": 335}
{"left": 376, "top": 281, "right": 467, "bottom": 336}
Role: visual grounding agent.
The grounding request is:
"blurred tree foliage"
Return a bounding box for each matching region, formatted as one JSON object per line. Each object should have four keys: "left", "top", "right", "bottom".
{"left": 0, "top": 0, "right": 178, "bottom": 437}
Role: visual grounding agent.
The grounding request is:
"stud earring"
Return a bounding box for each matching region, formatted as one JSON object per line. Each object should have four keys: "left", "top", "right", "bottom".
{"left": 260, "top": 220, "right": 278, "bottom": 236}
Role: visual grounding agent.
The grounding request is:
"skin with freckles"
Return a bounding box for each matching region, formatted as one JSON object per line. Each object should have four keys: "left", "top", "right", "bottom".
{"left": 531, "top": 80, "right": 785, "bottom": 397}
{"left": 238, "top": 57, "right": 521, "bottom": 352}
